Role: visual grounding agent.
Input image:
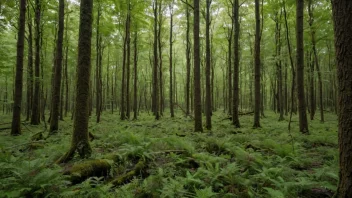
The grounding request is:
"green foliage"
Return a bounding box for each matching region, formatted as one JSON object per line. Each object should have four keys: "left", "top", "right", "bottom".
{"left": 0, "top": 112, "right": 338, "bottom": 197}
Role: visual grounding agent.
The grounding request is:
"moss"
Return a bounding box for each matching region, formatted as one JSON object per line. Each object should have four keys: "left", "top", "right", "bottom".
{"left": 66, "top": 159, "right": 112, "bottom": 184}
{"left": 111, "top": 160, "right": 146, "bottom": 186}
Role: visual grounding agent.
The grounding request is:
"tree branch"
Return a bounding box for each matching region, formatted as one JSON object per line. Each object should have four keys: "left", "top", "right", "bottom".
{"left": 180, "top": 0, "right": 194, "bottom": 10}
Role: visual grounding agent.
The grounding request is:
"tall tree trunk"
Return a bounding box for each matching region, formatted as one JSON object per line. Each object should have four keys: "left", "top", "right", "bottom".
{"left": 227, "top": 25, "right": 233, "bottom": 116}
{"left": 31, "top": 0, "right": 41, "bottom": 125}
{"left": 308, "top": 0, "right": 324, "bottom": 123}
{"left": 133, "top": 31, "right": 138, "bottom": 120}
{"left": 95, "top": 2, "right": 102, "bottom": 123}
{"left": 332, "top": 0, "right": 352, "bottom": 196}
{"left": 158, "top": 1, "right": 164, "bottom": 116}
{"left": 232, "top": 0, "right": 240, "bottom": 127}
{"left": 253, "top": 0, "right": 261, "bottom": 128}
{"left": 49, "top": 0, "right": 65, "bottom": 133}
{"left": 26, "top": 7, "right": 33, "bottom": 121}
{"left": 57, "top": 0, "right": 93, "bottom": 163}
{"left": 11, "top": 0, "right": 27, "bottom": 135}
{"left": 120, "top": 7, "right": 130, "bottom": 120}
{"left": 296, "top": 0, "right": 309, "bottom": 133}
{"left": 275, "top": 11, "right": 284, "bottom": 121}
{"left": 205, "top": 0, "right": 212, "bottom": 130}
{"left": 126, "top": 7, "right": 131, "bottom": 119}
{"left": 193, "top": 0, "right": 203, "bottom": 132}
{"left": 185, "top": 1, "right": 191, "bottom": 116}
{"left": 153, "top": 0, "right": 160, "bottom": 120}
{"left": 169, "top": 1, "right": 174, "bottom": 118}
{"left": 309, "top": 51, "right": 316, "bottom": 120}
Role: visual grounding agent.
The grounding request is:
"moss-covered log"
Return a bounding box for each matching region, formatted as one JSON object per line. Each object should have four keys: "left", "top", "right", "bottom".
{"left": 64, "top": 159, "right": 112, "bottom": 184}
{"left": 111, "top": 160, "right": 147, "bottom": 186}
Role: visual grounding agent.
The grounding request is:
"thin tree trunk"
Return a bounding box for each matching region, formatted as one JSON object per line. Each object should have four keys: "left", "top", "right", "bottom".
{"left": 205, "top": 0, "right": 212, "bottom": 130}
{"left": 169, "top": 1, "right": 175, "bottom": 118}
{"left": 31, "top": 0, "right": 41, "bottom": 125}
{"left": 185, "top": 1, "right": 191, "bottom": 116}
{"left": 133, "top": 31, "right": 138, "bottom": 120}
{"left": 153, "top": 0, "right": 160, "bottom": 120}
{"left": 253, "top": 0, "right": 261, "bottom": 128}
{"left": 232, "top": 0, "right": 240, "bottom": 127}
{"left": 26, "top": 7, "right": 33, "bottom": 121}
{"left": 193, "top": 0, "right": 203, "bottom": 132}
{"left": 49, "top": 0, "right": 65, "bottom": 133}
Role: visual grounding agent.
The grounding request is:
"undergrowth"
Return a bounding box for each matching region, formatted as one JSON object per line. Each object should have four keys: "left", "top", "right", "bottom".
{"left": 0, "top": 111, "right": 338, "bottom": 198}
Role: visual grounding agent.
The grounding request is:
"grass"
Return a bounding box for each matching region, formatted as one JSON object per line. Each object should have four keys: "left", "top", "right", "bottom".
{"left": 0, "top": 110, "right": 338, "bottom": 197}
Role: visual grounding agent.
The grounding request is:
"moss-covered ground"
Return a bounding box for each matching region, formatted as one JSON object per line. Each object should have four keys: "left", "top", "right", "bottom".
{"left": 0, "top": 111, "right": 338, "bottom": 197}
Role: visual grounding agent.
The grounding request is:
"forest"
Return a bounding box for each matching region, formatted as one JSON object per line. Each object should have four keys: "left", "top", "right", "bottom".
{"left": 0, "top": 0, "right": 352, "bottom": 197}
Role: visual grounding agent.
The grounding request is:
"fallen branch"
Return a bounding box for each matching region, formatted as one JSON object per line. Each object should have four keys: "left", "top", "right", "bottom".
{"left": 111, "top": 159, "right": 147, "bottom": 186}
{"left": 174, "top": 103, "right": 194, "bottom": 119}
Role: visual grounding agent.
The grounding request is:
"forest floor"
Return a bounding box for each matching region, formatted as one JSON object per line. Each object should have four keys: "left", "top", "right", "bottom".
{"left": 0, "top": 110, "right": 338, "bottom": 198}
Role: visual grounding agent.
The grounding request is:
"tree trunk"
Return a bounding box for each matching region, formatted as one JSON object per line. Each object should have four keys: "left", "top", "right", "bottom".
{"left": 57, "top": 0, "right": 93, "bottom": 163}
{"left": 31, "top": 0, "right": 41, "bottom": 125}
{"left": 275, "top": 11, "right": 284, "bottom": 121}
{"left": 296, "top": 0, "right": 309, "bottom": 133}
{"left": 133, "top": 31, "right": 138, "bottom": 120}
{"left": 153, "top": 0, "right": 160, "bottom": 120}
{"left": 169, "top": 1, "right": 175, "bottom": 118}
{"left": 49, "top": 0, "right": 65, "bottom": 133}
{"left": 332, "top": 0, "right": 352, "bottom": 196}
{"left": 253, "top": 0, "right": 261, "bottom": 128}
{"left": 193, "top": 0, "right": 203, "bottom": 132}
{"left": 185, "top": 1, "right": 191, "bottom": 116}
{"left": 95, "top": 3, "right": 102, "bottom": 123}
{"left": 126, "top": 7, "right": 131, "bottom": 119}
{"left": 11, "top": 0, "right": 27, "bottom": 135}
{"left": 232, "top": 0, "right": 240, "bottom": 128}
{"left": 205, "top": 0, "right": 212, "bottom": 130}
{"left": 26, "top": 7, "right": 33, "bottom": 121}
{"left": 308, "top": 0, "right": 324, "bottom": 123}
{"left": 158, "top": 1, "right": 164, "bottom": 116}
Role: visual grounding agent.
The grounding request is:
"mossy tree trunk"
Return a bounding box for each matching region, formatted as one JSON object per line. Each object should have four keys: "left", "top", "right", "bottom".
{"left": 58, "top": 0, "right": 93, "bottom": 163}
{"left": 332, "top": 0, "right": 352, "bottom": 196}
{"left": 253, "top": 0, "right": 261, "bottom": 128}
{"left": 193, "top": 0, "right": 203, "bottom": 132}
{"left": 49, "top": 0, "right": 65, "bottom": 133}
{"left": 31, "top": 0, "right": 41, "bottom": 125}
{"left": 296, "top": 0, "right": 309, "bottom": 133}
{"left": 232, "top": 0, "right": 240, "bottom": 128}
{"left": 11, "top": 0, "right": 27, "bottom": 135}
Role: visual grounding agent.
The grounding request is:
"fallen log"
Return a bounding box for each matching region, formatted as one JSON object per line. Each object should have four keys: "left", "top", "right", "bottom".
{"left": 63, "top": 159, "right": 112, "bottom": 184}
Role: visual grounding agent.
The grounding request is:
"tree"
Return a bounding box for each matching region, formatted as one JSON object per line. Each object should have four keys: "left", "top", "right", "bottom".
{"left": 11, "top": 0, "right": 27, "bottom": 135}
{"left": 133, "top": 30, "right": 138, "bottom": 120}
{"left": 308, "top": 0, "right": 324, "bottom": 123}
{"left": 49, "top": 0, "right": 65, "bottom": 133}
{"left": 332, "top": 0, "right": 352, "bottom": 196}
{"left": 57, "top": 0, "right": 93, "bottom": 163}
{"left": 26, "top": 5, "right": 33, "bottom": 121}
{"left": 193, "top": 0, "right": 203, "bottom": 132}
{"left": 31, "top": 0, "right": 41, "bottom": 125}
{"left": 253, "top": 0, "right": 261, "bottom": 128}
{"left": 205, "top": 0, "right": 212, "bottom": 130}
{"left": 296, "top": 0, "right": 309, "bottom": 133}
{"left": 153, "top": 0, "right": 160, "bottom": 120}
{"left": 232, "top": 0, "right": 240, "bottom": 128}
{"left": 169, "top": 0, "right": 175, "bottom": 118}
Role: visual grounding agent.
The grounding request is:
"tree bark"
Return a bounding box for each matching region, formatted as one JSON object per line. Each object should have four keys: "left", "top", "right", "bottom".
{"left": 31, "top": 0, "right": 41, "bottom": 125}
{"left": 253, "top": 0, "right": 261, "bottom": 128}
{"left": 332, "top": 0, "right": 352, "bottom": 196}
{"left": 57, "top": 0, "right": 94, "bottom": 163}
{"left": 133, "top": 31, "right": 138, "bottom": 120}
{"left": 185, "top": 1, "right": 191, "bottom": 116}
{"left": 11, "top": 0, "right": 27, "bottom": 135}
{"left": 193, "top": 0, "right": 203, "bottom": 132}
{"left": 153, "top": 0, "right": 160, "bottom": 120}
{"left": 232, "top": 0, "right": 240, "bottom": 128}
{"left": 169, "top": 1, "right": 175, "bottom": 118}
{"left": 308, "top": 0, "right": 324, "bottom": 123}
{"left": 296, "top": 0, "right": 309, "bottom": 133}
{"left": 26, "top": 7, "right": 33, "bottom": 121}
{"left": 49, "top": 0, "right": 65, "bottom": 133}
{"left": 205, "top": 0, "right": 212, "bottom": 130}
